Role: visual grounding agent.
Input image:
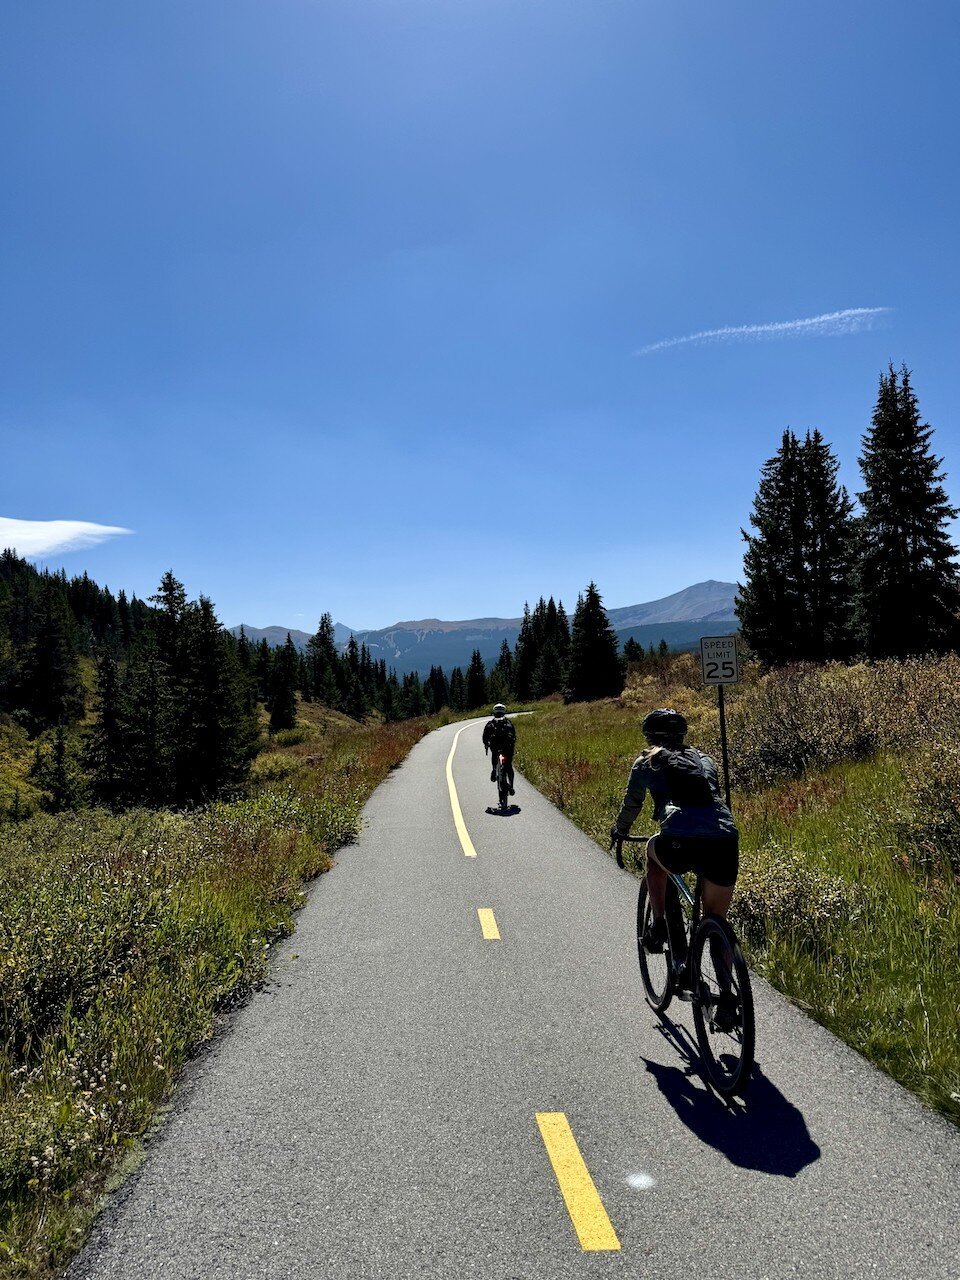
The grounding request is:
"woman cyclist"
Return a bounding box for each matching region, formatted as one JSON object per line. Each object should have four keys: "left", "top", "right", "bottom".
{"left": 611, "top": 708, "right": 739, "bottom": 1021}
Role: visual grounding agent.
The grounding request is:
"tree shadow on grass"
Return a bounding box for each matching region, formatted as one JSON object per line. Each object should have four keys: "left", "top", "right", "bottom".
{"left": 484, "top": 805, "right": 521, "bottom": 817}
{"left": 641, "top": 1016, "right": 821, "bottom": 1177}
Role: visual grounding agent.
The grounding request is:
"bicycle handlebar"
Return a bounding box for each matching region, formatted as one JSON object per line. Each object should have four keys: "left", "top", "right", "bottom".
{"left": 609, "top": 831, "right": 654, "bottom": 868}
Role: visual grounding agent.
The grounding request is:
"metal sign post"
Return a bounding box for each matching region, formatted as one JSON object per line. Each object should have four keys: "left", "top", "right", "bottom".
{"left": 699, "top": 635, "right": 740, "bottom": 810}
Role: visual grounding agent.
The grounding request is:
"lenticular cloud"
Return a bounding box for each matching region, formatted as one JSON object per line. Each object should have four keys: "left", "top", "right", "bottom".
{"left": 637, "top": 307, "right": 891, "bottom": 355}
{"left": 0, "top": 517, "right": 133, "bottom": 558}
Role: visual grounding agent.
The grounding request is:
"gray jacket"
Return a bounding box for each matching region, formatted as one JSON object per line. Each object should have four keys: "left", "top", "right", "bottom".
{"left": 614, "top": 746, "right": 737, "bottom": 839}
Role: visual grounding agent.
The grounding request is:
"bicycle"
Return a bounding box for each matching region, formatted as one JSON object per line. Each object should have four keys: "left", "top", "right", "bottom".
{"left": 613, "top": 833, "right": 755, "bottom": 1098}
{"left": 495, "top": 752, "right": 511, "bottom": 811}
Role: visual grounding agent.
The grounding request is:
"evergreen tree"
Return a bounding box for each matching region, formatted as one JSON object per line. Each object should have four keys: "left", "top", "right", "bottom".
{"left": 492, "top": 639, "right": 514, "bottom": 693}
{"left": 566, "top": 582, "right": 623, "bottom": 701}
{"left": 117, "top": 634, "right": 177, "bottom": 807}
{"left": 465, "top": 650, "right": 488, "bottom": 709}
{"left": 532, "top": 641, "right": 564, "bottom": 699}
{"left": 737, "top": 429, "right": 855, "bottom": 665}
{"left": 623, "top": 637, "right": 643, "bottom": 664}
{"left": 512, "top": 604, "right": 537, "bottom": 700}
{"left": 854, "top": 365, "right": 960, "bottom": 657}
{"left": 86, "top": 647, "right": 125, "bottom": 804}
{"left": 17, "top": 574, "right": 84, "bottom": 731}
{"left": 448, "top": 666, "right": 466, "bottom": 710}
{"left": 425, "top": 665, "right": 450, "bottom": 712}
{"left": 31, "top": 724, "right": 85, "bottom": 812}
{"left": 269, "top": 634, "right": 299, "bottom": 733}
{"left": 306, "top": 614, "right": 341, "bottom": 709}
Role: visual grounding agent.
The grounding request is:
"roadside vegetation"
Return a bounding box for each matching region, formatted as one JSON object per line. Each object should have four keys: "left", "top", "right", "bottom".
{"left": 516, "top": 652, "right": 960, "bottom": 1125}
{"left": 0, "top": 706, "right": 436, "bottom": 1280}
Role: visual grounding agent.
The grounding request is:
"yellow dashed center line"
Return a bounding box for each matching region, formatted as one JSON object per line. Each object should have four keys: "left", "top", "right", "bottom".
{"left": 536, "top": 1112, "right": 621, "bottom": 1252}
{"left": 445, "top": 725, "right": 477, "bottom": 858}
{"left": 477, "top": 908, "right": 501, "bottom": 940}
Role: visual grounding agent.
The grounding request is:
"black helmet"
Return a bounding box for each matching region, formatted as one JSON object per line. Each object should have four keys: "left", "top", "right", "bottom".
{"left": 642, "top": 708, "right": 687, "bottom": 743}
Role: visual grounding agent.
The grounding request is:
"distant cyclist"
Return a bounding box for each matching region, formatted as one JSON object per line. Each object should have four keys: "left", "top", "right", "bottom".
{"left": 611, "top": 708, "right": 738, "bottom": 992}
{"left": 483, "top": 704, "right": 516, "bottom": 795}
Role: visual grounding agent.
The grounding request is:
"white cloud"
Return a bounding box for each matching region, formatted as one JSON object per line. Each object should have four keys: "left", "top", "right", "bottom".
{"left": 0, "top": 517, "right": 133, "bottom": 559}
{"left": 637, "top": 306, "right": 891, "bottom": 355}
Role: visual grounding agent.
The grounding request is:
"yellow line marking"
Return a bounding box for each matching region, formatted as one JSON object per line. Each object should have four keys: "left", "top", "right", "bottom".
{"left": 445, "top": 725, "right": 477, "bottom": 858}
{"left": 477, "top": 908, "right": 500, "bottom": 940}
{"left": 536, "top": 1112, "right": 621, "bottom": 1252}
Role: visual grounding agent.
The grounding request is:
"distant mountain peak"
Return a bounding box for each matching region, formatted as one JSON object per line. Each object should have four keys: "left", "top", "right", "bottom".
{"left": 231, "top": 580, "right": 738, "bottom": 671}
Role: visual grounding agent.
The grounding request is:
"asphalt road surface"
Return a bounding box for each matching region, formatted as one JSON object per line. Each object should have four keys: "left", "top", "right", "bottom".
{"left": 71, "top": 717, "right": 960, "bottom": 1279}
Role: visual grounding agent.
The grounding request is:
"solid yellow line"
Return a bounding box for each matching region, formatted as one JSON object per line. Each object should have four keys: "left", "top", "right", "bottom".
{"left": 445, "top": 725, "right": 477, "bottom": 858}
{"left": 477, "top": 908, "right": 500, "bottom": 940}
{"left": 536, "top": 1113, "right": 621, "bottom": 1252}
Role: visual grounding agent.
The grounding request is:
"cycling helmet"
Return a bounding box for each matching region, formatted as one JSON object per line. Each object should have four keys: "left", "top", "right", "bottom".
{"left": 492, "top": 703, "right": 507, "bottom": 718}
{"left": 642, "top": 707, "right": 687, "bottom": 743}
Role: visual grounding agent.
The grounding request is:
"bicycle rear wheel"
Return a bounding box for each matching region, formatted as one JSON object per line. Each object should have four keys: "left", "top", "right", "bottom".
{"left": 636, "top": 882, "right": 673, "bottom": 1012}
{"left": 691, "top": 915, "right": 755, "bottom": 1097}
{"left": 497, "top": 761, "right": 509, "bottom": 809}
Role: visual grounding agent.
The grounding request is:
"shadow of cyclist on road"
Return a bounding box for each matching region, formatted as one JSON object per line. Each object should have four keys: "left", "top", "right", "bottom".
{"left": 640, "top": 1018, "right": 820, "bottom": 1177}
{"left": 484, "top": 805, "right": 521, "bottom": 816}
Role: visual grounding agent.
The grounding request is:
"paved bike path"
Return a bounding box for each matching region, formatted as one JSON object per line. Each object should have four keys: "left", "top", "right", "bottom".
{"left": 71, "top": 718, "right": 960, "bottom": 1279}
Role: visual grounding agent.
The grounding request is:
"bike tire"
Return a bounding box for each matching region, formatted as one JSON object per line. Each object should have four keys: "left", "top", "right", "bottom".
{"left": 497, "top": 763, "right": 510, "bottom": 810}
{"left": 637, "top": 881, "right": 673, "bottom": 1012}
{"left": 691, "top": 915, "right": 755, "bottom": 1097}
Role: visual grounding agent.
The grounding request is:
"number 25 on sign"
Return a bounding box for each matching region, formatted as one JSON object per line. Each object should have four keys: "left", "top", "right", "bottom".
{"left": 700, "top": 635, "right": 739, "bottom": 686}
{"left": 700, "top": 635, "right": 739, "bottom": 810}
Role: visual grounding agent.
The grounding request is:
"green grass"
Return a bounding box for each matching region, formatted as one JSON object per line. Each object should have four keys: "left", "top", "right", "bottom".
{"left": 0, "top": 712, "right": 434, "bottom": 1279}
{"left": 516, "top": 697, "right": 960, "bottom": 1124}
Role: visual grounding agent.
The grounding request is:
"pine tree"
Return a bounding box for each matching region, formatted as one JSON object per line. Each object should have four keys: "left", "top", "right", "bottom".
{"left": 802, "top": 430, "right": 856, "bottom": 660}
{"left": 854, "top": 365, "right": 960, "bottom": 657}
{"left": 737, "top": 429, "right": 855, "bottom": 665}
{"left": 86, "top": 647, "right": 125, "bottom": 804}
{"left": 465, "top": 650, "right": 487, "bottom": 709}
{"left": 31, "top": 724, "right": 85, "bottom": 812}
{"left": 623, "top": 637, "right": 643, "bottom": 664}
{"left": 17, "top": 575, "right": 85, "bottom": 730}
{"left": 448, "top": 667, "right": 466, "bottom": 710}
{"left": 532, "top": 641, "right": 564, "bottom": 699}
{"left": 512, "top": 604, "right": 537, "bottom": 700}
{"left": 425, "top": 665, "right": 450, "bottom": 712}
{"left": 306, "top": 614, "right": 340, "bottom": 709}
{"left": 566, "top": 583, "right": 624, "bottom": 701}
{"left": 269, "top": 634, "right": 299, "bottom": 733}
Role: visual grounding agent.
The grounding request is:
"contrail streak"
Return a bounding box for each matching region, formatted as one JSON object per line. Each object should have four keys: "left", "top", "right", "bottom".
{"left": 637, "top": 306, "right": 891, "bottom": 355}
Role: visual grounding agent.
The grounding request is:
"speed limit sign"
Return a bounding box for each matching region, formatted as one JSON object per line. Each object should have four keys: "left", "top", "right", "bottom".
{"left": 700, "top": 635, "right": 740, "bottom": 686}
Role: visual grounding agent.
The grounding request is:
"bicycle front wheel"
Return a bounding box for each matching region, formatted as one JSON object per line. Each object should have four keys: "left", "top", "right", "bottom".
{"left": 636, "top": 882, "right": 673, "bottom": 1012}
{"left": 691, "top": 915, "right": 755, "bottom": 1097}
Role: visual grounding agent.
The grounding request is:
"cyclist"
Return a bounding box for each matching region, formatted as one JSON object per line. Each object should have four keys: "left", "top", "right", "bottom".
{"left": 483, "top": 703, "right": 516, "bottom": 795}
{"left": 610, "top": 707, "right": 739, "bottom": 1022}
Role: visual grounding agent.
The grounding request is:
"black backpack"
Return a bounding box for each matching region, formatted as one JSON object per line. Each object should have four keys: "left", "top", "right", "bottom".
{"left": 652, "top": 747, "right": 715, "bottom": 807}
{"left": 489, "top": 718, "right": 516, "bottom": 750}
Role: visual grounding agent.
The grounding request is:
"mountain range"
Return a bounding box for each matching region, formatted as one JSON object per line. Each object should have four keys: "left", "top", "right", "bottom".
{"left": 231, "top": 580, "right": 739, "bottom": 678}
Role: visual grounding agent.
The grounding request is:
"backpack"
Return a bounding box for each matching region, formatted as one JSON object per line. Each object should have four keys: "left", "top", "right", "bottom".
{"left": 489, "top": 718, "right": 516, "bottom": 750}
{"left": 651, "top": 747, "right": 715, "bottom": 807}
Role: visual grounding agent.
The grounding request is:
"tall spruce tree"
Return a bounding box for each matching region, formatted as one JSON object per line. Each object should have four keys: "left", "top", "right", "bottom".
{"left": 269, "top": 634, "right": 300, "bottom": 733}
{"left": 465, "top": 649, "right": 487, "bottom": 709}
{"left": 854, "top": 365, "right": 960, "bottom": 657}
{"left": 448, "top": 666, "right": 466, "bottom": 710}
{"left": 566, "top": 582, "right": 623, "bottom": 701}
{"left": 512, "top": 604, "right": 537, "bottom": 700}
{"left": 737, "top": 429, "right": 855, "bottom": 665}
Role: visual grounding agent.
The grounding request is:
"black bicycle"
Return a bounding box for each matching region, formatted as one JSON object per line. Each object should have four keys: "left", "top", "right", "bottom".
{"left": 613, "top": 834, "right": 755, "bottom": 1097}
{"left": 495, "top": 752, "right": 511, "bottom": 811}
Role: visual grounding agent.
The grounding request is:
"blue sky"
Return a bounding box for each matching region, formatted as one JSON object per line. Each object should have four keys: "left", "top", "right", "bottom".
{"left": 3, "top": 0, "right": 958, "bottom": 629}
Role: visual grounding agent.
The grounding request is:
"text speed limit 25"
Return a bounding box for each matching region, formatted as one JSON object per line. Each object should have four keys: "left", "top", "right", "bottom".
{"left": 700, "top": 635, "right": 740, "bottom": 686}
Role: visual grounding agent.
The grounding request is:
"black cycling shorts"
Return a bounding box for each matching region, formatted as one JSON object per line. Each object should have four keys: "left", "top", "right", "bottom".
{"left": 650, "top": 834, "right": 739, "bottom": 889}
